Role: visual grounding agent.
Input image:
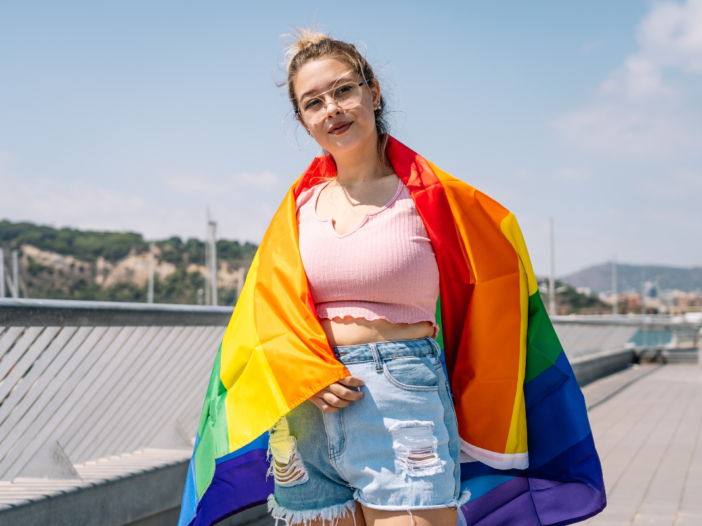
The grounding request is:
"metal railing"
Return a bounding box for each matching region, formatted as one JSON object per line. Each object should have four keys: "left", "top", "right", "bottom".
{"left": 0, "top": 298, "right": 233, "bottom": 482}
{"left": 551, "top": 314, "right": 702, "bottom": 361}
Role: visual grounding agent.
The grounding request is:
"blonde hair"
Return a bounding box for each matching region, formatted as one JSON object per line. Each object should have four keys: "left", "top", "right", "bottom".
{"left": 282, "top": 27, "right": 389, "bottom": 157}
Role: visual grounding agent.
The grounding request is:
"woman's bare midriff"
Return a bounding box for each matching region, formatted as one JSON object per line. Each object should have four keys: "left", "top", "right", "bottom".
{"left": 321, "top": 317, "right": 434, "bottom": 347}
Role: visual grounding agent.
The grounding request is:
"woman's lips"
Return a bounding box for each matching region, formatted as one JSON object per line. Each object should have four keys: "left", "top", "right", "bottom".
{"left": 329, "top": 122, "right": 352, "bottom": 135}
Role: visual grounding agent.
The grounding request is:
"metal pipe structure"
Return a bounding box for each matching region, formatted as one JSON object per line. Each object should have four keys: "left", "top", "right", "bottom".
{"left": 0, "top": 248, "right": 4, "bottom": 298}
{"left": 204, "top": 227, "right": 211, "bottom": 306}
{"left": 11, "top": 250, "right": 19, "bottom": 299}
{"left": 611, "top": 257, "right": 618, "bottom": 317}
{"left": 208, "top": 220, "right": 218, "bottom": 306}
{"left": 147, "top": 243, "right": 155, "bottom": 304}
{"left": 549, "top": 218, "right": 556, "bottom": 316}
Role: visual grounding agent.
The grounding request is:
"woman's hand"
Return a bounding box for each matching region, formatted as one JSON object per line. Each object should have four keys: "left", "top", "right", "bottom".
{"left": 310, "top": 376, "right": 365, "bottom": 413}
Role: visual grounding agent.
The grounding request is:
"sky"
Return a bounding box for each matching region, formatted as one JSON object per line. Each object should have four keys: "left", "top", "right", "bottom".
{"left": 1, "top": 0, "right": 701, "bottom": 276}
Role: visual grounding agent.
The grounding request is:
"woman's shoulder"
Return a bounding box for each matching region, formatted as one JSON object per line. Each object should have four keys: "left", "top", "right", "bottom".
{"left": 296, "top": 180, "right": 329, "bottom": 212}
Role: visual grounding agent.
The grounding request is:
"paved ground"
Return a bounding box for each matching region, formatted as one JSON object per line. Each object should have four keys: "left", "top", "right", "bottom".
{"left": 582, "top": 364, "right": 702, "bottom": 526}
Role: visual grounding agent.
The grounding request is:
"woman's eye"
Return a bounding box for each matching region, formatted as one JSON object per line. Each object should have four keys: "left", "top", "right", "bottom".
{"left": 337, "top": 85, "right": 353, "bottom": 94}
{"left": 305, "top": 99, "right": 321, "bottom": 110}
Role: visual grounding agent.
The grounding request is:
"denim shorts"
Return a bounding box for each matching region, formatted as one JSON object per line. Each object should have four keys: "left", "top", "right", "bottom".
{"left": 267, "top": 337, "right": 470, "bottom": 524}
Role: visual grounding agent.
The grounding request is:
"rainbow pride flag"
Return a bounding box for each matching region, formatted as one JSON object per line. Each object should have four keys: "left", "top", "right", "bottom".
{"left": 178, "top": 137, "right": 606, "bottom": 526}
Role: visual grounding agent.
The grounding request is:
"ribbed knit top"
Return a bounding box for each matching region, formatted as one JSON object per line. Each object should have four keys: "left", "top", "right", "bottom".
{"left": 297, "top": 180, "right": 440, "bottom": 335}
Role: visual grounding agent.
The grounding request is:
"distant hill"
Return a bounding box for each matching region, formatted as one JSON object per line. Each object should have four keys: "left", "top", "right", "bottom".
{"left": 0, "top": 220, "right": 258, "bottom": 304}
{"left": 562, "top": 262, "right": 702, "bottom": 293}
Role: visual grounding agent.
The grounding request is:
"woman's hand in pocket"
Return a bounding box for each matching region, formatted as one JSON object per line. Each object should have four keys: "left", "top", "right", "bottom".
{"left": 310, "top": 376, "right": 365, "bottom": 413}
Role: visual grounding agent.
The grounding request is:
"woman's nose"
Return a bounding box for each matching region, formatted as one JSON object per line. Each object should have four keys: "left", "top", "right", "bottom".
{"left": 324, "top": 97, "right": 341, "bottom": 117}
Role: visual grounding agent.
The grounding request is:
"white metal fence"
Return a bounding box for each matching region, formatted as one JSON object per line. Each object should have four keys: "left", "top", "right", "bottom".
{"left": 552, "top": 314, "right": 702, "bottom": 360}
{"left": 0, "top": 299, "right": 231, "bottom": 482}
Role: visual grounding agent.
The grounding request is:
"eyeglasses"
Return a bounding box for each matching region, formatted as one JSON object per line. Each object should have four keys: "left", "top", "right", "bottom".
{"left": 297, "top": 80, "right": 370, "bottom": 125}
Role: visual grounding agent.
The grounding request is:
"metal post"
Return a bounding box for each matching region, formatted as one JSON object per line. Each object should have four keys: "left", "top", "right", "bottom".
{"left": 12, "top": 249, "right": 19, "bottom": 299}
{"left": 549, "top": 219, "right": 556, "bottom": 316}
{"left": 147, "top": 243, "right": 155, "bottom": 304}
{"left": 641, "top": 269, "right": 647, "bottom": 350}
{"left": 208, "top": 220, "right": 217, "bottom": 306}
{"left": 611, "top": 257, "right": 618, "bottom": 317}
{"left": 0, "top": 248, "right": 4, "bottom": 298}
{"left": 204, "top": 208, "right": 211, "bottom": 306}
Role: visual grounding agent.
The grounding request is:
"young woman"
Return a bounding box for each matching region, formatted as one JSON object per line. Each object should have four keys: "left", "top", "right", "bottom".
{"left": 178, "top": 29, "right": 605, "bottom": 526}
{"left": 267, "top": 30, "right": 466, "bottom": 526}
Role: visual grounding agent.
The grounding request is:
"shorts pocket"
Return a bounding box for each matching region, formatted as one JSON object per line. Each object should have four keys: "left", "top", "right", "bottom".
{"left": 383, "top": 356, "right": 440, "bottom": 392}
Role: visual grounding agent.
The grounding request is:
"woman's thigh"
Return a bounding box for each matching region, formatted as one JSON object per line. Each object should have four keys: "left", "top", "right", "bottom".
{"left": 303, "top": 504, "right": 456, "bottom": 526}
{"left": 361, "top": 504, "right": 457, "bottom": 526}
{"left": 306, "top": 504, "right": 368, "bottom": 526}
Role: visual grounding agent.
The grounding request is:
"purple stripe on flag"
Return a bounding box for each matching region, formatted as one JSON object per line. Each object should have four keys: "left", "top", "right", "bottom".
{"left": 461, "top": 476, "right": 539, "bottom": 526}
{"left": 529, "top": 477, "right": 605, "bottom": 526}
{"left": 459, "top": 434, "right": 606, "bottom": 526}
{"left": 193, "top": 449, "right": 273, "bottom": 526}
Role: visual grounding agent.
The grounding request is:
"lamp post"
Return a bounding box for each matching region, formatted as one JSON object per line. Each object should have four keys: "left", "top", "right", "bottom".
{"left": 147, "top": 243, "right": 155, "bottom": 304}
{"left": 549, "top": 219, "right": 556, "bottom": 316}
{"left": 612, "top": 257, "right": 618, "bottom": 317}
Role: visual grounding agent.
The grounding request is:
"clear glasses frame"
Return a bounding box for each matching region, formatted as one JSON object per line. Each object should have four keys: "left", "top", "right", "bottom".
{"left": 297, "top": 79, "right": 370, "bottom": 125}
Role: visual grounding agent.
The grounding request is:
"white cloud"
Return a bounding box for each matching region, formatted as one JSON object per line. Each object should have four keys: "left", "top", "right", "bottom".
{"left": 557, "top": 0, "right": 702, "bottom": 157}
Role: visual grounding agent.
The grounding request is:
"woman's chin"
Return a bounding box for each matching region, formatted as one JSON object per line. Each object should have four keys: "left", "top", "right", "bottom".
{"left": 320, "top": 128, "right": 373, "bottom": 156}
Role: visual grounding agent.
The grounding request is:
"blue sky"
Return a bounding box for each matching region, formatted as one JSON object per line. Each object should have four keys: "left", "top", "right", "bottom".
{"left": 1, "top": 0, "right": 701, "bottom": 275}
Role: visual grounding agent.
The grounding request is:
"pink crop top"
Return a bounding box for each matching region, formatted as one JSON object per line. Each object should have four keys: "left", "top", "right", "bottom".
{"left": 297, "top": 180, "right": 440, "bottom": 335}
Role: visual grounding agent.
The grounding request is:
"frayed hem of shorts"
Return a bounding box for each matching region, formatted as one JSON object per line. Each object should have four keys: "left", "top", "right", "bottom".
{"left": 456, "top": 489, "right": 472, "bottom": 507}
{"left": 353, "top": 488, "right": 472, "bottom": 512}
{"left": 267, "top": 494, "right": 356, "bottom": 526}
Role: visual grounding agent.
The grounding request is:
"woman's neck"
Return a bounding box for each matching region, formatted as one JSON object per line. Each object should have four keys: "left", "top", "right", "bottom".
{"left": 333, "top": 137, "right": 390, "bottom": 186}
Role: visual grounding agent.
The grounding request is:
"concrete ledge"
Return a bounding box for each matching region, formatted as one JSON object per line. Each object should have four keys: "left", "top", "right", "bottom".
{"left": 570, "top": 348, "right": 635, "bottom": 387}
{"left": 0, "top": 454, "right": 189, "bottom": 526}
{"left": 0, "top": 298, "right": 233, "bottom": 326}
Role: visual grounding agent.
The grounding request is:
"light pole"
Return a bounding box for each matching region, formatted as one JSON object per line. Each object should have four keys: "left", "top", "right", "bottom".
{"left": 549, "top": 219, "right": 556, "bottom": 316}
{"left": 611, "top": 256, "right": 618, "bottom": 317}
{"left": 147, "top": 243, "right": 155, "bottom": 304}
{"left": 204, "top": 207, "right": 218, "bottom": 306}
{"left": 208, "top": 219, "right": 217, "bottom": 306}
{"left": 11, "top": 249, "right": 19, "bottom": 299}
{"left": 0, "top": 248, "right": 4, "bottom": 298}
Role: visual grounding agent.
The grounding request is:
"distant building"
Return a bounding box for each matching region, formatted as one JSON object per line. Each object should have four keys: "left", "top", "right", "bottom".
{"left": 659, "top": 289, "right": 702, "bottom": 315}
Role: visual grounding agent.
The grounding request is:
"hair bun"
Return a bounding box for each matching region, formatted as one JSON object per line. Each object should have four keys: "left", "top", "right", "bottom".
{"left": 282, "top": 27, "right": 331, "bottom": 68}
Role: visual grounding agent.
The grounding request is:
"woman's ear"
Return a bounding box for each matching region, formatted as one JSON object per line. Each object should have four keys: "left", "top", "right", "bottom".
{"left": 371, "top": 79, "right": 381, "bottom": 108}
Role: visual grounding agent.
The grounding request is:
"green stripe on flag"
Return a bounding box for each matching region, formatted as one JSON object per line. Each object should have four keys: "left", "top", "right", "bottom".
{"left": 525, "top": 293, "right": 563, "bottom": 383}
{"left": 194, "top": 343, "right": 229, "bottom": 499}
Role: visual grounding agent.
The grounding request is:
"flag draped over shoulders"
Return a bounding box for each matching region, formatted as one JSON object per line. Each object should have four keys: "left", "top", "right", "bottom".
{"left": 178, "top": 137, "right": 606, "bottom": 526}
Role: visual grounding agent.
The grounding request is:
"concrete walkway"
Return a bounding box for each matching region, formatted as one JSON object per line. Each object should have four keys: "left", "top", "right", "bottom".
{"left": 582, "top": 364, "right": 702, "bottom": 526}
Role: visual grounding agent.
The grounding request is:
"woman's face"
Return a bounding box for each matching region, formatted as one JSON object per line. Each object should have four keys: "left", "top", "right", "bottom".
{"left": 293, "top": 58, "right": 380, "bottom": 157}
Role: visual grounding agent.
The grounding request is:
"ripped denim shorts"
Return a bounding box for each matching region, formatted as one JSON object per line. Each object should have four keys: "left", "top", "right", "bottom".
{"left": 267, "top": 337, "right": 470, "bottom": 525}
